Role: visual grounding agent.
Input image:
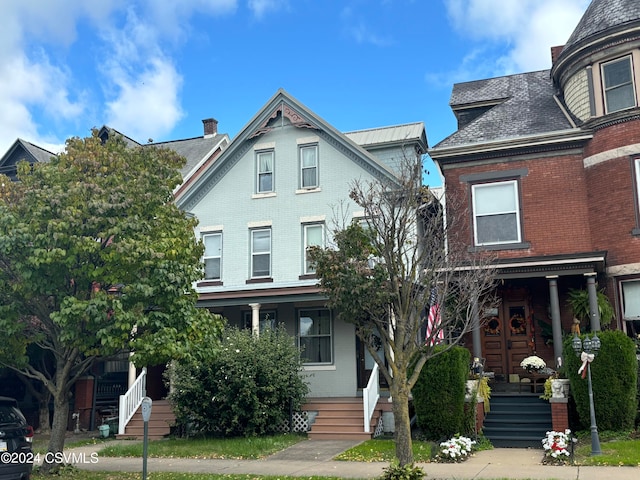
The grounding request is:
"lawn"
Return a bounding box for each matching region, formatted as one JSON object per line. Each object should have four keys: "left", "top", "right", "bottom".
{"left": 99, "top": 434, "right": 305, "bottom": 460}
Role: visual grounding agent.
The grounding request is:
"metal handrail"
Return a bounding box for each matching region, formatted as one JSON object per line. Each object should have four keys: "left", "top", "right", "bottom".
{"left": 118, "top": 367, "right": 147, "bottom": 435}
{"left": 363, "top": 363, "right": 380, "bottom": 433}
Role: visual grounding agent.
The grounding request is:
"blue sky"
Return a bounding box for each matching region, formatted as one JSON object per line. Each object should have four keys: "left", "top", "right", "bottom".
{"left": 1, "top": 0, "right": 591, "bottom": 187}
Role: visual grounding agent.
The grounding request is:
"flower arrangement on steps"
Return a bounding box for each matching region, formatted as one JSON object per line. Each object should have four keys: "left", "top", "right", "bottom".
{"left": 520, "top": 355, "right": 546, "bottom": 373}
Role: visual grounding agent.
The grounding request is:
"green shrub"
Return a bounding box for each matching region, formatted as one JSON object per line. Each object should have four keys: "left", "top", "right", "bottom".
{"left": 379, "top": 462, "right": 425, "bottom": 480}
{"left": 563, "top": 330, "right": 637, "bottom": 431}
{"left": 167, "top": 325, "right": 309, "bottom": 436}
{"left": 412, "top": 345, "right": 470, "bottom": 440}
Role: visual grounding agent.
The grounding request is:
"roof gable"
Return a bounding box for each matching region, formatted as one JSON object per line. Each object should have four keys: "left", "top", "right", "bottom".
{"left": 176, "top": 89, "right": 402, "bottom": 211}
{"left": 0, "top": 139, "right": 55, "bottom": 181}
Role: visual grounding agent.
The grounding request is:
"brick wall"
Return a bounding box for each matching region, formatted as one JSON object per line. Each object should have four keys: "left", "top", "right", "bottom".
{"left": 444, "top": 151, "right": 593, "bottom": 259}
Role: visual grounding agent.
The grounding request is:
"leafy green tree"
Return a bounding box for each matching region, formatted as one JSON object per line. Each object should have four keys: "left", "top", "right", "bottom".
{"left": 0, "top": 131, "right": 224, "bottom": 472}
{"left": 168, "top": 325, "right": 308, "bottom": 437}
{"left": 309, "top": 162, "right": 496, "bottom": 467}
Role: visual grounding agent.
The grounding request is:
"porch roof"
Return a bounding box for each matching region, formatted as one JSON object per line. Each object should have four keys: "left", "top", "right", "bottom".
{"left": 494, "top": 251, "right": 607, "bottom": 279}
{"left": 197, "top": 283, "right": 326, "bottom": 308}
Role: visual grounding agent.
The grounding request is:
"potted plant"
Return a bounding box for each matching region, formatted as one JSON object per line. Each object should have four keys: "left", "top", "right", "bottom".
{"left": 567, "top": 288, "right": 614, "bottom": 330}
{"left": 520, "top": 355, "right": 546, "bottom": 373}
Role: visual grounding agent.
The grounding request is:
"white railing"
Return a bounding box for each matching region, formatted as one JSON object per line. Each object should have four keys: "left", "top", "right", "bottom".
{"left": 118, "top": 367, "right": 147, "bottom": 435}
{"left": 363, "top": 363, "right": 380, "bottom": 433}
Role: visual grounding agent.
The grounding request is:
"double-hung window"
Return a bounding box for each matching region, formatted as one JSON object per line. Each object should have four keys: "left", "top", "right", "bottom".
{"left": 303, "top": 223, "right": 324, "bottom": 274}
{"left": 300, "top": 145, "right": 318, "bottom": 188}
{"left": 621, "top": 280, "right": 640, "bottom": 321}
{"left": 299, "top": 309, "right": 332, "bottom": 364}
{"left": 203, "top": 232, "right": 222, "bottom": 280}
{"left": 251, "top": 228, "right": 271, "bottom": 278}
{"left": 602, "top": 56, "right": 636, "bottom": 113}
{"left": 472, "top": 180, "right": 521, "bottom": 246}
{"left": 257, "top": 151, "right": 274, "bottom": 193}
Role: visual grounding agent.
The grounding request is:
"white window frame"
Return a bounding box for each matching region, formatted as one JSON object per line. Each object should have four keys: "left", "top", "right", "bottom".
{"left": 300, "top": 145, "right": 318, "bottom": 188}
{"left": 303, "top": 223, "right": 324, "bottom": 274}
{"left": 620, "top": 279, "right": 640, "bottom": 321}
{"left": 635, "top": 158, "right": 640, "bottom": 212}
{"left": 251, "top": 228, "right": 271, "bottom": 278}
{"left": 256, "top": 151, "right": 274, "bottom": 193}
{"left": 202, "top": 232, "right": 222, "bottom": 280}
{"left": 472, "top": 180, "right": 522, "bottom": 246}
{"left": 601, "top": 55, "right": 637, "bottom": 114}
{"left": 298, "top": 308, "right": 332, "bottom": 365}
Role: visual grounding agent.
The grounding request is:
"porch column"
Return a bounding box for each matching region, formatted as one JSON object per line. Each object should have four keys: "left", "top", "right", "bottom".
{"left": 249, "top": 303, "right": 261, "bottom": 337}
{"left": 128, "top": 352, "right": 136, "bottom": 388}
{"left": 585, "top": 273, "right": 601, "bottom": 332}
{"left": 471, "top": 294, "right": 482, "bottom": 360}
{"left": 547, "top": 276, "right": 563, "bottom": 369}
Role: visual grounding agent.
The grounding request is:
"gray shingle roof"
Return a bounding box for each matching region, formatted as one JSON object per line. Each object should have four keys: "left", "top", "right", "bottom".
{"left": 21, "top": 140, "right": 55, "bottom": 163}
{"left": 151, "top": 136, "right": 227, "bottom": 177}
{"left": 564, "top": 0, "right": 640, "bottom": 52}
{"left": 434, "top": 70, "right": 573, "bottom": 149}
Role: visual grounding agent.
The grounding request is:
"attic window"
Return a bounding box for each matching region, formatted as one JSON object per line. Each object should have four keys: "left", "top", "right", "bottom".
{"left": 602, "top": 56, "right": 637, "bottom": 114}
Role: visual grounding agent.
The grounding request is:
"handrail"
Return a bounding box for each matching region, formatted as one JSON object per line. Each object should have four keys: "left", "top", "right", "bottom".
{"left": 363, "top": 363, "right": 380, "bottom": 433}
{"left": 118, "top": 367, "right": 147, "bottom": 435}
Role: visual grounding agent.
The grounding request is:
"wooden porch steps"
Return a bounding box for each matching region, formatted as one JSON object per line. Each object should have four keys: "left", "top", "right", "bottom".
{"left": 303, "top": 397, "right": 382, "bottom": 441}
{"left": 116, "top": 399, "right": 175, "bottom": 440}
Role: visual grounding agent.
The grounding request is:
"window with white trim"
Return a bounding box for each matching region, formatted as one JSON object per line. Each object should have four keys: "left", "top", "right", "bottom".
{"left": 602, "top": 56, "right": 637, "bottom": 114}
{"left": 251, "top": 228, "right": 271, "bottom": 278}
{"left": 300, "top": 145, "right": 318, "bottom": 188}
{"left": 299, "top": 309, "right": 332, "bottom": 364}
{"left": 635, "top": 158, "right": 640, "bottom": 213}
{"left": 256, "top": 151, "right": 274, "bottom": 193}
{"left": 202, "top": 232, "right": 222, "bottom": 280}
{"left": 472, "top": 180, "right": 521, "bottom": 246}
{"left": 621, "top": 280, "right": 640, "bottom": 321}
{"left": 303, "top": 223, "right": 324, "bottom": 274}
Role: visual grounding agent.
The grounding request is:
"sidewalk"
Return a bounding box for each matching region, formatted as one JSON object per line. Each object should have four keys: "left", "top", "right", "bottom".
{"left": 65, "top": 438, "right": 640, "bottom": 479}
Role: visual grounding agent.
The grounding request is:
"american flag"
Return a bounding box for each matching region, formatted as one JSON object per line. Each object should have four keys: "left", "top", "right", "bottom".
{"left": 425, "top": 287, "right": 444, "bottom": 346}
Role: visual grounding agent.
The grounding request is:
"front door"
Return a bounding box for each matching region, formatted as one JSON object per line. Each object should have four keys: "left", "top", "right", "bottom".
{"left": 482, "top": 301, "right": 530, "bottom": 381}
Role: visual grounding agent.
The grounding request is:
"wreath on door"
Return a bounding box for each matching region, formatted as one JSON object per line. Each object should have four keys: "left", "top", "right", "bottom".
{"left": 483, "top": 316, "right": 501, "bottom": 336}
{"left": 509, "top": 313, "right": 527, "bottom": 335}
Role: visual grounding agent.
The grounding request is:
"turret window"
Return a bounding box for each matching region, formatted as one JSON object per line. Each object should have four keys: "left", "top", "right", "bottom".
{"left": 601, "top": 56, "right": 636, "bottom": 114}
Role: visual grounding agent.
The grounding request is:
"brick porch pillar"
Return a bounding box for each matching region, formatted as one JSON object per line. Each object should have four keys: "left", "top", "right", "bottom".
{"left": 550, "top": 397, "right": 569, "bottom": 432}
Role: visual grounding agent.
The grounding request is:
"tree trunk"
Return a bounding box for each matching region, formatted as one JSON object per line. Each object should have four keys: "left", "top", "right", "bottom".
{"left": 391, "top": 380, "right": 414, "bottom": 466}
{"left": 38, "top": 392, "right": 51, "bottom": 435}
{"left": 41, "top": 390, "right": 70, "bottom": 473}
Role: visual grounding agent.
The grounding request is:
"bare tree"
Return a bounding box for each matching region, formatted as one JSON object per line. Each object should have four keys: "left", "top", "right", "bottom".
{"left": 309, "top": 158, "right": 497, "bottom": 467}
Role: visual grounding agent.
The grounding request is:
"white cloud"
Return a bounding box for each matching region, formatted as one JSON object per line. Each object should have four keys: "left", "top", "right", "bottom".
{"left": 105, "top": 58, "right": 184, "bottom": 142}
{"left": 444, "top": 0, "right": 590, "bottom": 74}
{"left": 247, "top": 0, "right": 288, "bottom": 19}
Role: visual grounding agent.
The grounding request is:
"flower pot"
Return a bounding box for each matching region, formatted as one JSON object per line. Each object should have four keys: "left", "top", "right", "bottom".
{"left": 98, "top": 424, "right": 110, "bottom": 438}
{"left": 551, "top": 378, "right": 570, "bottom": 399}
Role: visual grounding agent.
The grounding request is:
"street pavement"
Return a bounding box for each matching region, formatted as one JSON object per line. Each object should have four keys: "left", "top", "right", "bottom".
{"left": 63, "top": 438, "right": 640, "bottom": 479}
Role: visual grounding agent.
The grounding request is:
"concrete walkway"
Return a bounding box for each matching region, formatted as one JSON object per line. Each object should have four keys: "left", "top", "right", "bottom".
{"left": 64, "top": 438, "right": 640, "bottom": 479}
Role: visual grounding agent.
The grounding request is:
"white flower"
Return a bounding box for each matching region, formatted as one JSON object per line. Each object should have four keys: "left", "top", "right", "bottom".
{"left": 520, "top": 356, "right": 546, "bottom": 370}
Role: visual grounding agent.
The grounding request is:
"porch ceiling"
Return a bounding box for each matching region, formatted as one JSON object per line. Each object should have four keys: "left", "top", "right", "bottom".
{"left": 197, "top": 284, "right": 326, "bottom": 307}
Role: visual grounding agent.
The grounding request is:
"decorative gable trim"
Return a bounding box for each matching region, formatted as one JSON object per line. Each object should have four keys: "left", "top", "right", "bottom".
{"left": 250, "top": 101, "right": 319, "bottom": 139}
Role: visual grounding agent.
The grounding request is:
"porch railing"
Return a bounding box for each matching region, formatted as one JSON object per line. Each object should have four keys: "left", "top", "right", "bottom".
{"left": 118, "top": 367, "right": 147, "bottom": 435}
{"left": 363, "top": 363, "right": 380, "bottom": 433}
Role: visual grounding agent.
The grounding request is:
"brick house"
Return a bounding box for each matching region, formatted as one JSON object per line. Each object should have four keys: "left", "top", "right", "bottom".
{"left": 429, "top": 0, "right": 640, "bottom": 386}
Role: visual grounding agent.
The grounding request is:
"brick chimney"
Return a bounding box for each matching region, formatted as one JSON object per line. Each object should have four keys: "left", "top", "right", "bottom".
{"left": 202, "top": 118, "right": 218, "bottom": 137}
{"left": 550, "top": 45, "right": 564, "bottom": 65}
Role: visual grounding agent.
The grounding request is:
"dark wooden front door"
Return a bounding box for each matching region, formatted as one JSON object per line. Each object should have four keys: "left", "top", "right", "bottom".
{"left": 482, "top": 301, "right": 530, "bottom": 381}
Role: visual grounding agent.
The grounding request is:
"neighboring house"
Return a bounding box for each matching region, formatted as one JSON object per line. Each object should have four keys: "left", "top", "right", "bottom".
{"left": 429, "top": 0, "right": 640, "bottom": 385}
{"left": 175, "top": 88, "right": 429, "bottom": 438}
{"left": 0, "top": 119, "right": 230, "bottom": 432}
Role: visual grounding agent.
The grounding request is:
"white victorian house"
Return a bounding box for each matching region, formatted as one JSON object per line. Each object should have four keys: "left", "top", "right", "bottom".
{"left": 175, "top": 89, "right": 428, "bottom": 439}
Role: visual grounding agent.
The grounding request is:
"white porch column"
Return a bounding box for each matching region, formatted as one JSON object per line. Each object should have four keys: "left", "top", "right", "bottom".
{"left": 249, "top": 303, "right": 261, "bottom": 337}
{"left": 585, "top": 273, "right": 601, "bottom": 332}
{"left": 127, "top": 352, "right": 136, "bottom": 388}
